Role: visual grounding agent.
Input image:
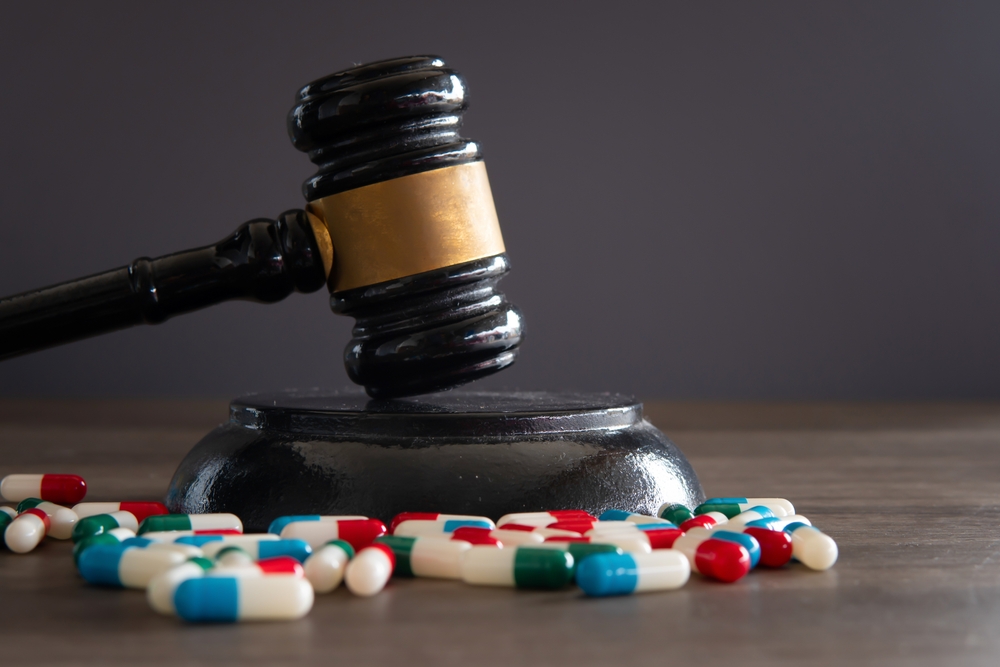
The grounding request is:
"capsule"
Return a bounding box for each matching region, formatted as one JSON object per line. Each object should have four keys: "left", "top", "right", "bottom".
{"left": 72, "top": 511, "right": 139, "bottom": 542}
{"left": 598, "top": 509, "right": 675, "bottom": 525}
{"left": 303, "top": 540, "right": 354, "bottom": 593}
{"left": 140, "top": 529, "right": 243, "bottom": 542}
{"left": 671, "top": 532, "right": 751, "bottom": 582}
{"left": 783, "top": 523, "right": 838, "bottom": 570}
{"left": 174, "top": 575, "right": 314, "bottom": 622}
{"left": 461, "top": 546, "right": 574, "bottom": 589}
{"left": 4, "top": 508, "right": 50, "bottom": 553}
{"left": 73, "top": 527, "right": 137, "bottom": 564}
{"left": 679, "top": 512, "right": 729, "bottom": 532}
{"left": 744, "top": 514, "right": 812, "bottom": 530}
{"left": 535, "top": 541, "right": 622, "bottom": 577}
{"left": 147, "top": 557, "right": 215, "bottom": 615}
{"left": 210, "top": 555, "right": 306, "bottom": 578}
{"left": 138, "top": 513, "right": 243, "bottom": 535}
{"left": 0, "top": 474, "right": 86, "bottom": 505}
{"left": 696, "top": 497, "right": 794, "bottom": 518}
{"left": 73, "top": 502, "right": 168, "bottom": 523}
{"left": 657, "top": 503, "right": 695, "bottom": 525}
{"left": 202, "top": 538, "right": 311, "bottom": 563}
{"left": 120, "top": 536, "right": 204, "bottom": 559}
{"left": 344, "top": 543, "right": 396, "bottom": 597}
{"left": 547, "top": 519, "right": 598, "bottom": 534}
{"left": 496, "top": 510, "right": 594, "bottom": 528}
{"left": 585, "top": 525, "right": 683, "bottom": 550}
{"left": 78, "top": 543, "right": 188, "bottom": 588}
{"left": 376, "top": 535, "right": 472, "bottom": 579}
{"left": 577, "top": 549, "right": 690, "bottom": 596}
{"left": 16, "top": 498, "right": 78, "bottom": 540}
{"left": 706, "top": 530, "right": 761, "bottom": 568}
{"left": 392, "top": 518, "right": 494, "bottom": 538}
{"left": 742, "top": 527, "right": 794, "bottom": 567}
{"left": 388, "top": 512, "right": 496, "bottom": 533}
{"left": 279, "top": 518, "right": 387, "bottom": 550}
{"left": 266, "top": 515, "right": 368, "bottom": 535}
{"left": 452, "top": 527, "right": 544, "bottom": 547}
{"left": 496, "top": 524, "right": 582, "bottom": 539}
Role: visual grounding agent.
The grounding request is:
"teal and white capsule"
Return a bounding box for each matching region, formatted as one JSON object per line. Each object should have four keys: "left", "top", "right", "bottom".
{"left": 461, "top": 546, "right": 575, "bottom": 589}
{"left": 577, "top": 549, "right": 690, "bottom": 596}
{"left": 202, "top": 537, "right": 311, "bottom": 563}
{"left": 724, "top": 506, "right": 779, "bottom": 531}
{"left": 16, "top": 498, "right": 78, "bottom": 540}
{"left": 267, "top": 515, "right": 367, "bottom": 535}
{"left": 138, "top": 513, "right": 242, "bottom": 535}
{"left": 303, "top": 540, "right": 354, "bottom": 593}
{"left": 174, "top": 575, "right": 314, "bottom": 622}
{"left": 78, "top": 543, "right": 188, "bottom": 588}
{"left": 697, "top": 497, "right": 794, "bottom": 518}
{"left": 657, "top": 503, "right": 695, "bottom": 525}
{"left": 783, "top": 522, "right": 838, "bottom": 570}
{"left": 392, "top": 518, "right": 493, "bottom": 538}
{"left": 72, "top": 511, "right": 138, "bottom": 542}
{"left": 744, "top": 514, "right": 812, "bottom": 531}
{"left": 73, "top": 527, "right": 137, "bottom": 564}
{"left": 376, "top": 535, "right": 472, "bottom": 579}
{"left": 147, "top": 557, "right": 214, "bottom": 615}
{"left": 598, "top": 509, "right": 674, "bottom": 525}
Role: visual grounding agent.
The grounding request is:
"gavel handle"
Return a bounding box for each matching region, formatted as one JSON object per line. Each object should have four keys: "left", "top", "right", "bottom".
{"left": 0, "top": 210, "right": 328, "bottom": 361}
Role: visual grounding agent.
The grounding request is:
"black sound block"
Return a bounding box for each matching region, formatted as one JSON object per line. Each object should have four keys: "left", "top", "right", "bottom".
{"left": 165, "top": 389, "right": 705, "bottom": 532}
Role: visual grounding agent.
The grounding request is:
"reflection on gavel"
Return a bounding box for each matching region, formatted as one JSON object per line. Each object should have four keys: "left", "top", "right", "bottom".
{"left": 0, "top": 56, "right": 524, "bottom": 398}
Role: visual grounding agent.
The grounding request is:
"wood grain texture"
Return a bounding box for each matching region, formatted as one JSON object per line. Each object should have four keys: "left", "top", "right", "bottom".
{"left": 1, "top": 399, "right": 998, "bottom": 666}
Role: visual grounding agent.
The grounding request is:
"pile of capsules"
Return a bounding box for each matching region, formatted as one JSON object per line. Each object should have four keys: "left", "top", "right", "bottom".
{"left": 0, "top": 473, "right": 838, "bottom": 623}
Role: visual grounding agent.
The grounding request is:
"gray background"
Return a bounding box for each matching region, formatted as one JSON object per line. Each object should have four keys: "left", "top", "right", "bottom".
{"left": 1, "top": 1, "right": 998, "bottom": 399}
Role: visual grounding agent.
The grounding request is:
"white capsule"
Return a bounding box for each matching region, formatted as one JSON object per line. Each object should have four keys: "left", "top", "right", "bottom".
{"left": 786, "top": 525, "right": 838, "bottom": 570}
{"left": 147, "top": 560, "right": 212, "bottom": 615}
{"left": 378, "top": 536, "right": 472, "bottom": 579}
{"left": 4, "top": 510, "right": 49, "bottom": 553}
{"left": 304, "top": 542, "right": 354, "bottom": 593}
{"left": 344, "top": 545, "right": 394, "bottom": 597}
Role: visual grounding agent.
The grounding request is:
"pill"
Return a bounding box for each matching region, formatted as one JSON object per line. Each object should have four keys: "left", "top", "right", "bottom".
{"left": 120, "top": 537, "right": 205, "bottom": 559}
{"left": 743, "top": 527, "right": 794, "bottom": 567}
{"left": 73, "top": 527, "right": 137, "bottom": 564}
{"left": 72, "top": 511, "right": 139, "bottom": 542}
{"left": 496, "top": 510, "right": 594, "bottom": 528}
{"left": 497, "top": 524, "right": 582, "bottom": 539}
{"left": 4, "top": 508, "right": 50, "bottom": 553}
{"left": 202, "top": 538, "right": 312, "bottom": 563}
{"left": 0, "top": 474, "right": 86, "bottom": 505}
{"left": 175, "top": 575, "right": 314, "bottom": 622}
{"left": 657, "top": 503, "right": 695, "bottom": 525}
{"left": 210, "top": 555, "right": 305, "bottom": 578}
{"left": 679, "top": 512, "right": 729, "bottom": 532}
{"left": 280, "top": 518, "right": 387, "bottom": 550}
{"left": 708, "top": 530, "right": 761, "bottom": 568}
{"left": 388, "top": 512, "right": 496, "bottom": 533}
{"left": 461, "top": 546, "right": 574, "bottom": 589}
{"left": 598, "top": 509, "right": 675, "bottom": 525}
{"left": 266, "top": 515, "right": 368, "bottom": 535}
{"left": 452, "top": 527, "right": 544, "bottom": 547}
{"left": 78, "top": 543, "right": 187, "bottom": 588}
{"left": 697, "top": 498, "right": 793, "bottom": 518}
{"left": 783, "top": 523, "right": 838, "bottom": 570}
{"left": 376, "top": 535, "right": 472, "bottom": 579}
{"left": 138, "top": 529, "right": 243, "bottom": 542}
{"left": 303, "top": 540, "right": 354, "bottom": 593}
{"left": 671, "top": 532, "right": 751, "bottom": 582}
{"left": 138, "top": 513, "right": 243, "bottom": 535}
{"left": 723, "top": 506, "right": 780, "bottom": 531}
{"left": 148, "top": 557, "right": 215, "bottom": 615}
{"left": 72, "top": 502, "right": 168, "bottom": 523}
{"left": 577, "top": 549, "right": 691, "bottom": 596}
{"left": 392, "top": 518, "right": 494, "bottom": 538}
{"left": 16, "top": 499, "right": 78, "bottom": 540}
{"left": 535, "top": 541, "right": 622, "bottom": 576}
{"left": 344, "top": 543, "right": 396, "bottom": 597}
{"left": 744, "top": 514, "right": 813, "bottom": 530}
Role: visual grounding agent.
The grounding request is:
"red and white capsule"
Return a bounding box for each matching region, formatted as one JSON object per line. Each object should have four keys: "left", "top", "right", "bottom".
{"left": 279, "top": 518, "right": 387, "bottom": 550}
{"left": 344, "top": 544, "right": 395, "bottom": 597}
{"left": 679, "top": 511, "right": 729, "bottom": 532}
{"left": 671, "top": 531, "right": 751, "bottom": 582}
{"left": 4, "top": 508, "right": 50, "bottom": 553}
{"left": 1, "top": 474, "right": 86, "bottom": 505}
{"left": 73, "top": 502, "right": 168, "bottom": 523}
{"left": 496, "top": 510, "right": 594, "bottom": 528}
{"left": 452, "top": 527, "right": 544, "bottom": 547}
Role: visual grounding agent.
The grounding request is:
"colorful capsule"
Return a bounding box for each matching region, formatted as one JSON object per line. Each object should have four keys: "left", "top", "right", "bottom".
{"left": 72, "top": 502, "right": 168, "bottom": 523}
{"left": 279, "top": 518, "right": 387, "bottom": 550}
{"left": 0, "top": 474, "right": 86, "bottom": 505}
{"left": 174, "top": 575, "right": 314, "bottom": 622}
{"left": 697, "top": 498, "right": 794, "bottom": 518}
{"left": 78, "top": 543, "right": 188, "bottom": 588}
{"left": 742, "top": 527, "right": 794, "bottom": 567}
{"left": 388, "top": 512, "right": 496, "bottom": 533}
{"left": 392, "top": 518, "right": 494, "bottom": 538}
{"left": 577, "top": 549, "right": 690, "bottom": 596}
{"left": 671, "top": 532, "right": 751, "bottom": 582}
{"left": 679, "top": 511, "right": 729, "bottom": 532}
{"left": 745, "top": 514, "right": 813, "bottom": 530}
{"left": 657, "top": 503, "right": 695, "bottom": 525}
{"left": 148, "top": 557, "right": 215, "bottom": 615}
{"left": 210, "top": 555, "right": 305, "bottom": 578}
{"left": 138, "top": 513, "right": 242, "bottom": 535}
{"left": 72, "top": 511, "right": 139, "bottom": 542}
{"left": 202, "top": 538, "right": 311, "bottom": 563}
{"left": 783, "top": 523, "right": 838, "bottom": 570}
{"left": 16, "top": 498, "right": 78, "bottom": 540}
{"left": 461, "top": 546, "right": 574, "bottom": 589}
{"left": 4, "top": 508, "right": 50, "bottom": 553}
{"left": 496, "top": 510, "right": 594, "bottom": 528}
{"left": 586, "top": 524, "right": 683, "bottom": 550}
{"left": 344, "top": 543, "right": 396, "bottom": 597}
{"left": 376, "top": 535, "right": 472, "bottom": 579}
{"left": 303, "top": 540, "right": 354, "bottom": 593}
{"left": 536, "top": 541, "right": 622, "bottom": 576}
{"left": 266, "top": 515, "right": 368, "bottom": 535}
{"left": 452, "top": 527, "right": 544, "bottom": 547}
{"left": 73, "top": 527, "right": 137, "bottom": 564}
{"left": 598, "top": 509, "right": 675, "bottom": 525}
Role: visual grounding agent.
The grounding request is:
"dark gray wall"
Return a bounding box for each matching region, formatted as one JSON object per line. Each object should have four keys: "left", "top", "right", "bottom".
{"left": 1, "top": 1, "right": 998, "bottom": 399}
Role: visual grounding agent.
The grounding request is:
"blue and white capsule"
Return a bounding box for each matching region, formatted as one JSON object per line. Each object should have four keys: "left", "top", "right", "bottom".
{"left": 782, "top": 522, "right": 838, "bottom": 570}
{"left": 707, "top": 530, "right": 761, "bottom": 568}
{"left": 576, "top": 550, "right": 690, "bottom": 596}
{"left": 78, "top": 543, "right": 188, "bottom": 588}
{"left": 202, "top": 538, "right": 311, "bottom": 563}
{"left": 147, "top": 557, "right": 214, "bottom": 615}
{"left": 174, "top": 575, "right": 314, "bottom": 622}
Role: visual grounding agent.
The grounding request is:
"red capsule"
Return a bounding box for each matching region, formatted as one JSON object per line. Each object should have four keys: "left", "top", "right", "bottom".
{"left": 39, "top": 475, "right": 87, "bottom": 505}
{"left": 643, "top": 527, "right": 683, "bottom": 550}
{"left": 744, "top": 527, "right": 794, "bottom": 567}
{"left": 694, "top": 539, "right": 751, "bottom": 583}
{"left": 680, "top": 516, "right": 718, "bottom": 532}
{"left": 547, "top": 519, "right": 597, "bottom": 534}
{"left": 336, "top": 519, "right": 388, "bottom": 550}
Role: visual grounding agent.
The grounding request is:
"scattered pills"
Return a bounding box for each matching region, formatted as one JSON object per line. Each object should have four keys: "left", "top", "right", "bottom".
{"left": 16, "top": 499, "right": 78, "bottom": 540}
{"left": 138, "top": 513, "right": 243, "bottom": 535}
{"left": 1, "top": 474, "right": 87, "bottom": 505}
{"left": 72, "top": 502, "right": 168, "bottom": 523}
{"left": 577, "top": 549, "right": 691, "bottom": 596}
{"left": 174, "top": 575, "right": 314, "bottom": 622}
{"left": 303, "top": 540, "right": 354, "bottom": 593}
{"left": 345, "top": 543, "right": 396, "bottom": 597}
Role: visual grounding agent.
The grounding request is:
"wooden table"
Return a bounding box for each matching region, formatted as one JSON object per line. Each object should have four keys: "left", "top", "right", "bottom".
{"left": 1, "top": 399, "right": 998, "bottom": 666}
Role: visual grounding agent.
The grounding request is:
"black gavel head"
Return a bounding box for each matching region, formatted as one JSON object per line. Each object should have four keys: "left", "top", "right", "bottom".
{"left": 287, "top": 56, "right": 523, "bottom": 399}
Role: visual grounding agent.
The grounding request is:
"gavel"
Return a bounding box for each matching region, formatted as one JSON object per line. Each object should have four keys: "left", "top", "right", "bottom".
{"left": 0, "top": 56, "right": 523, "bottom": 398}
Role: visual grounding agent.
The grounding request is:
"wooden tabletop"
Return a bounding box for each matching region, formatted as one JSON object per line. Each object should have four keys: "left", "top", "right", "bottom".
{"left": 1, "top": 399, "right": 999, "bottom": 666}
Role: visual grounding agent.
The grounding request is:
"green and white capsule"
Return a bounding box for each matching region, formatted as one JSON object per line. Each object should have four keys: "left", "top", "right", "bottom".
{"left": 697, "top": 498, "right": 794, "bottom": 518}
{"left": 657, "top": 503, "right": 695, "bottom": 525}
{"left": 303, "top": 540, "right": 354, "bottom": 593}
{"left": 16, "top": 499, "right": 78, "bottom": 540}
{"left": 376, "top": 535, "right": 472, "bottom": 579}
{"left": 461, "top": 546, "right": 575, "bottom": 589}
{"left": 138, "top": 513, "right": 242, "bottom": 535}
{"left": 71, "top": 511, "right": 138, "bottom": 542}
{"left": 147, "top": 557, "right": 214, "bottom": 615}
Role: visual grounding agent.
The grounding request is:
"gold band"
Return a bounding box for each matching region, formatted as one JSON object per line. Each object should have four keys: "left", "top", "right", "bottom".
{"left": 307, "top": 162, "right": 506, "bottom": 292}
